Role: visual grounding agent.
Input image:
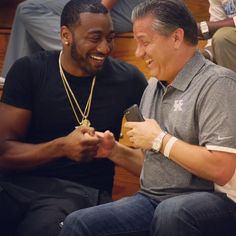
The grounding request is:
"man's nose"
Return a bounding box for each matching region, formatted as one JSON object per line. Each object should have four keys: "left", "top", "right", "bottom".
{"left": 135, "top": 44, "right": 145, "bottom": 59}
{"left": 97, "top": 39, "right": 112, "bottom": 54}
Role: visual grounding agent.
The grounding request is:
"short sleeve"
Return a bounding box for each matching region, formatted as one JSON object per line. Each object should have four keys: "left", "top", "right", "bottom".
{"left": 198, "top": 76, "right": 236, "bottom": 153}
{"left": 1, "top": 57, "right": 34, "bottom": 110}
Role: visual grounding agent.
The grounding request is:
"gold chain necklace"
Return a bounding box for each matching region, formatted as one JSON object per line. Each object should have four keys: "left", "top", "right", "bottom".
{"left": 58, "top": 51, "right": 96, "bottom": 127}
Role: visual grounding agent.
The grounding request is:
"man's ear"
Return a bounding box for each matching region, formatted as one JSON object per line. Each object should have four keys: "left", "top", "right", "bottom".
{"left": 172, "top": 28, "right": 184, "bottom": 49}
{"left": 61, "top": 26, "right": 72, "bottom": 46}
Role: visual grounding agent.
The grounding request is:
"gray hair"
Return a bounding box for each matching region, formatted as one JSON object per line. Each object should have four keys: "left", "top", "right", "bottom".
{"left": 131, "top": 0, "right": 198, "bottom": 45}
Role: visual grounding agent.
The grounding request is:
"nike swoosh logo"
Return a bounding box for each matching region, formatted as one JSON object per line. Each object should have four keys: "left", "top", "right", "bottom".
{"left": 217, "top": 136, "right": 234, "bottom": 140}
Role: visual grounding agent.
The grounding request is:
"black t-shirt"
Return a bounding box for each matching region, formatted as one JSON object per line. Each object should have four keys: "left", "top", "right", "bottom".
{"left": 1, "top": 51, "right": 147, "bottom": 193}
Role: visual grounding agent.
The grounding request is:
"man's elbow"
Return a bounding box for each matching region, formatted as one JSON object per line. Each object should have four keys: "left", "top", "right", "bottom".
{"left": 213, "top": 166, "right": 235, "bottom": 186}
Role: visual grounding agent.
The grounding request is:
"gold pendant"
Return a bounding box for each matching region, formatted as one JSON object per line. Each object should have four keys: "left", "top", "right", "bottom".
{"left": 81, "top": 118, "right": 91, "bottom": 127}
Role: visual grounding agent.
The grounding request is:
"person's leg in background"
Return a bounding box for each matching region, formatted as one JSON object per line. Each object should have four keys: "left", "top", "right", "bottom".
{"left": 151, "top": 192, "right": 236, "bottom": 236}
{"left": 212, "top": 27, "right": 236, "bottom": 73}
{"left": 59, "top": 193, "right": 156, "bottom": 236}
{"left": 2, "top": 0, "right": 69, "bottom": 77}
{"left": 110, "top": 0, "right": 143, "bottom": 32}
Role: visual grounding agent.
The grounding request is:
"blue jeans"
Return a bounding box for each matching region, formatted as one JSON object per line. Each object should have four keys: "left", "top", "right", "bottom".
{"left": 59, "top": 192, "right": 236, "bottom": 236}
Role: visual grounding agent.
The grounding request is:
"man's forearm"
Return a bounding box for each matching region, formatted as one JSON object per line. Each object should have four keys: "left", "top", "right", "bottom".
{"left": 207, "top": 18, "right": 235, "bottom": 37}
{"left": 161, "top": 134, "right": 236, "bottom": 186}
{"left": 0, "top": 138, "right": 65, "bottom": 171}
{"left": 108, "top": 142, "right": 144, "bottom": 176}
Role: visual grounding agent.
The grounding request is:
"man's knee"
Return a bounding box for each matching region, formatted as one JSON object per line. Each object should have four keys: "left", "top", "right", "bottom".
{"left": 212, "top": 27, "right": 235, "bottom": 48}
{"left": 153, "top": 196, "right": 194, "bottom": 225}
{"left": 61, "top": 209, "right": 95, "bottom": 235}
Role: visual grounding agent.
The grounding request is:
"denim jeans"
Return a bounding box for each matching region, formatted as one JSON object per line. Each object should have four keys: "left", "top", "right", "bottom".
{"left": 59, "top": 192, "right": 236, "bottom": 236}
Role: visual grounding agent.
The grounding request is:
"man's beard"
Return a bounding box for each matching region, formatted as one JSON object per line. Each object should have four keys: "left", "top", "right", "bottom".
{"left": 70, "top": 42, "right": 97, "bottom": 76}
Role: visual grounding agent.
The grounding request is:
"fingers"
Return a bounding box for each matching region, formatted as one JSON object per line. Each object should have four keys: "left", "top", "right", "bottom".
{"left": 95, "top": 130, "right": 114, "bottom": 141}
{"left": 95, "top": 131, "right": 104, "bottom": 139}
{"left": 75, "top": 126, "right": 95, "bottom": 136}
{"left": 83, "top": 133, "right": 100, "bottom": 146}
{"left": 103, "top": 130, "right": 114, "bottom": 139}
{"left": 80, "top": 145, "right": 99, "bottom": 161}
{"left": 124, "top": 121, "right": 140, "bottom": 129}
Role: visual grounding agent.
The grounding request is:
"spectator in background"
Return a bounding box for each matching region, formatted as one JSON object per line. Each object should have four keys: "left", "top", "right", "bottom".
{"left": 1, "top": 0, "right": 143, "bottom": 78}
{"left": 198, "top": 0, "right": 236, "bottom": 72}
{"left": 0, "top": 0, "right": 147, "bottom": 235}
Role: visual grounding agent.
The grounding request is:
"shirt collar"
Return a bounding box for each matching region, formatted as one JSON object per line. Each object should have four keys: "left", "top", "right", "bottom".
{"left": 158, "top": 50, "right": 206, "bottom": 92}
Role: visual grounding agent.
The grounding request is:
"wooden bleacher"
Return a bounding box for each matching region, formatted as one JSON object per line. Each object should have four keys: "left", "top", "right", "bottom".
{"left": 0, "top": 0, "right": 209, "bottom": 200}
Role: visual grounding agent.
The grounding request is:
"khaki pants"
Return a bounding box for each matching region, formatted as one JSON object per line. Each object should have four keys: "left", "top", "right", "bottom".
{"left": 212, "top": 27, "right": 236, "bottom": 73}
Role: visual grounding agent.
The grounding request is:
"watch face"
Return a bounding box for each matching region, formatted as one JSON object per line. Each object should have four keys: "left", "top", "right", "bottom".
{"left": 201, "top": 24, "right": 208, "bottom": 33}
{"left": 200, "top": 22, "right": 209, "bottom": 33}
{"left": 200, "top": 21, "right": 210, "bottom": 39}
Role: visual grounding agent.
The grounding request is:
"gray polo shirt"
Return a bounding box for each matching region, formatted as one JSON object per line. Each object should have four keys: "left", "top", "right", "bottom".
{"left": 139, "top": 51, "right": 236, "bottom": 201}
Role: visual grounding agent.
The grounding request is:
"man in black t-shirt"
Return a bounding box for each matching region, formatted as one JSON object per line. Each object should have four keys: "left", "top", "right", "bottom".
{"left": 0, "top": 1, "right": 147, "bottom": 235}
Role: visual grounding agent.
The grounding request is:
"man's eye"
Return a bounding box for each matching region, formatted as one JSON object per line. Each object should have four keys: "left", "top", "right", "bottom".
{"left": 107, "top": 36, "right": 115, "bottom": 43}
{"left": 89, "top": 37, "right": 101, "bottom": 42}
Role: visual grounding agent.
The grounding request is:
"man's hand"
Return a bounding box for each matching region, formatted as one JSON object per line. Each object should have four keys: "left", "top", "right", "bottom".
{"left": 125, "top": 119, "right": 162, "bottom": 149}
{"left": 95, "top": 130, "right": 116, "bottom": 158}
{"left": 63, "top": 126, "right": 100, "bottom": 162}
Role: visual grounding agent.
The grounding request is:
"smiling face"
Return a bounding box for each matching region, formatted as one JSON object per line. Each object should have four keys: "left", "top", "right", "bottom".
{"left": 61, "top": 12, "right": 115, "bottom": 76}
{"left": 133, "top": 15, "right": 176, "bottom": 82}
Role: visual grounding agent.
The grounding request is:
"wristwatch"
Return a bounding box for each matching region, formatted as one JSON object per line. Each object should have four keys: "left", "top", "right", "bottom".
{"left": 152, "top": 131, "right": 167, "bottom": 153}
{"left": 200, "top": 21, "right": 210, "bottom": 40}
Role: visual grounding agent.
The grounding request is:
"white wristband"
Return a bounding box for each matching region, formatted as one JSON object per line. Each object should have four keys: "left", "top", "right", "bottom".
{"left": 164, "top": 137, "right": 178, "bottom": 159}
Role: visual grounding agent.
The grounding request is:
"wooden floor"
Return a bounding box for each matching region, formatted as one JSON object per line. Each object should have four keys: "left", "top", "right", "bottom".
{"left": 0, "top": 0, "right": 210, "bottom": 200}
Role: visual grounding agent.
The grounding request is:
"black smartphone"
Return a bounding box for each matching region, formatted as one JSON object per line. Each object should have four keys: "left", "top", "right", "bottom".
{"left": 124, "top": 104, "right": 144, "bottom": 122}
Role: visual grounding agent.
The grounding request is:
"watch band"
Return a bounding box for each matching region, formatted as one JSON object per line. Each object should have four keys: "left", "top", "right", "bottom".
{"left": 200, "top": 21, "right": 210, "bottom": 40}
{"left": 152, "top": 131, "right": 167, "bottom": 153}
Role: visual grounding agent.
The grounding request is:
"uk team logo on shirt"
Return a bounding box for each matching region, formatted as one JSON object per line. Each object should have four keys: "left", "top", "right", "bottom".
{"left": 173, "top": 100, "right": 183, "bottom": 111}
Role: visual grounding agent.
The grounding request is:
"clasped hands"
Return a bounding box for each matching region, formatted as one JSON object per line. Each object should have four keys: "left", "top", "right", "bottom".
{"left": 63, "top": 119, "right": 162, "bottom": 162}
{"left": 63, "top": 126, "right": 116, "bottom": 162}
